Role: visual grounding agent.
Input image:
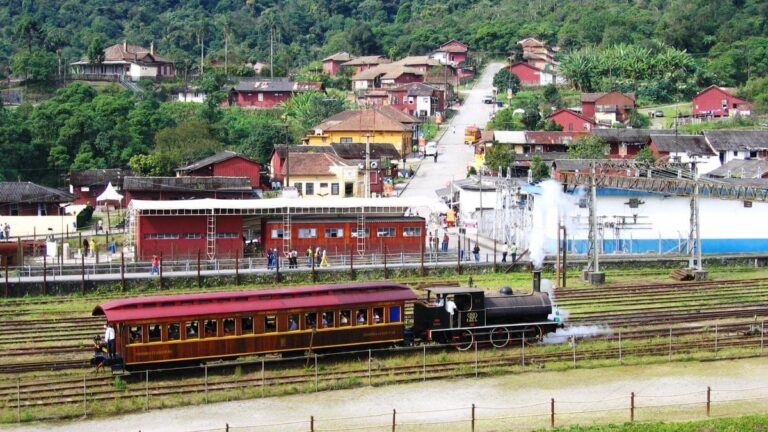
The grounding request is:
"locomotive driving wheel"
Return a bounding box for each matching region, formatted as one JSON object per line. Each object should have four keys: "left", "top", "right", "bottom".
{"left": 520, "top": 325, "right": 544, "bottom": 343}
{"left": 454, "top": 330, "right": 474, "bottom": 351}
{"left": 490, "top": 327, "right": 510, "bottom": 348}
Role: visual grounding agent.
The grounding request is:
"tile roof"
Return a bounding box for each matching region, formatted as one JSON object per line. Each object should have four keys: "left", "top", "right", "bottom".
{"left": 72, "top": 43, "right": 172, "bottom": 65}
{"left": 703, "top": 130, "right": 768, "bottom": 152}
{"left": 123, "top": 177, "right": 252, "bottom": 192}
{"left": 708, "top": 159, "right": 768, "bottom": 179}
{"left": 492, "top": 131, "right": 527, "bottom": 144}
{"left": 324, "top": 109, "right": 411, "bottom": 132}
{"left": 650, "top": 134, "right": 716, "bottom": 156}
{"left": 389, "top": 82, "right": 438, "bottom": 97}
{"left": 526, "top": 131, "right": 589, "bottom": 144}
{"left": 282, "top": 153, "right": 352, "bottom": 176}
{"left": 273, "top": 145, "right": 335, "bottom": 160}
{"left": 394, "top": 56, "right": 443, "bottom": 67}
{"left": 593, "top": 129, "right": 674, "bottom": 144}
{"left": 548, "top": 108, "right": 595, "bottom": 124}
{"left": 312, "top": 110, "right": 362, "bottom": 131}
{"left": 69, "top": 169, "right": 132, "bottom": 187}
{"left": 232, "top": 80, "right": 322, "bottom": 92}
{"left": 436, "top": 40, "right": 469, "bottom": 53}
{"left": 330, "top": 143, "right": 402, "bottom": 160}
{"left": 352, "top": 63, "right": 424, "bottom": 81}
{"left": 580, "top": 92, "right": 636, "bottom": 103}
{"left": 0, "top": 182, "right": 74, "bottom": 203}
{"left": 323, "top": 52, "right": 354, "bottom": 62}
{"left": 377, "top": 105, "right": 421, "bottom": 125}
{"left": 176, "top": 151, "right": 259, "bottom": 173}
{"left": 342, "top": 55, "right": 390, "bottom": 67}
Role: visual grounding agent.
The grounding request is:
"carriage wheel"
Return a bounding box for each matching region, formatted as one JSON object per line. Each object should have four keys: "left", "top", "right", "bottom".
{"left": 521, "top": 325, "right": 544, "bottom": 342}
{"left": 490, "top": 327, "right": 510, "bottom": 348}
{"left": 455, "top": 330, "right": 474, "bottom": 351}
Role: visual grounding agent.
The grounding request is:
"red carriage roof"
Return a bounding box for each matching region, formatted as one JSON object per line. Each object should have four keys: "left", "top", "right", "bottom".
{"left": 93, "top": 282, "right": 416, "bottom": 323}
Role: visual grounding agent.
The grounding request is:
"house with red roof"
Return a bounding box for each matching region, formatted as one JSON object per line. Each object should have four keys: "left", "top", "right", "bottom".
{"left": 547, "top": 109, "right": 595, "bottom": 132}
{"left": 429, "top": 40, "right": 469, "bottom": 66}
{"left": 387, "top": 83, "right": 445, "bottom": 117}
{"left": 581, "top": 92, "right": 636, "bottom": 125}
{"left": 229, "top": 80, "right": 323, "bottom": 108}
{"left": 175, "top": 151, "right": 261, "bottom": 189}
{"left": 69, "top": 41, "right": 175, "bottom": 81}
{"left": 322, "top": 52, "right": 355, "bottom": 76}
{"left": 692, "top": 85, "right": 753, "bottom": 117}
{"left": 508, "top": 62, "right": 564, "bottom": 86}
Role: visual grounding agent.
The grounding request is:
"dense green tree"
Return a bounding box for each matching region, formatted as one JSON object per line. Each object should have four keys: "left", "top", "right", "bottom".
{"left": 521, "top": 105, "right": 541, "bottom": 130}
{"left": 281, "top": 90, "right": 347, "bottom": 137}
{"left": 634, "top": 147, "right": 656, "bottom": 165}
{"left": 487, "top": 108, "right": 524, "bottom": 131}
{"left": 568, "top": 136, "right": 609, "bottom": 159}
{"left": 530, "top": 155, "right": 549, "bottom": 183}
{"left": 10, "top": 48, "right": 56, "bottom": 81}
{"left": 493, "top": 69, "right": 521, "bottom": 95}
{"left": 484, "top": 143, "right": 515, "bottom": 173}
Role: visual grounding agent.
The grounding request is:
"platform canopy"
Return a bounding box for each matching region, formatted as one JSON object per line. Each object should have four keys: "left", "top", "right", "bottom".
{"left": 96, "top": 182, "right": 123, "bottom": 202}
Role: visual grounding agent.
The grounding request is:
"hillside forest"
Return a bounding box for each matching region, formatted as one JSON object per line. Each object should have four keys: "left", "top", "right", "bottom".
{"left": 1, "top": 0, "right": 767, "bottom": 186}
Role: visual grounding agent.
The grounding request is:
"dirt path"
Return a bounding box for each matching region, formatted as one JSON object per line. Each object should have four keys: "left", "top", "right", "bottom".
{"left": 6, "top": 358, "right": 768, "bottom": 432}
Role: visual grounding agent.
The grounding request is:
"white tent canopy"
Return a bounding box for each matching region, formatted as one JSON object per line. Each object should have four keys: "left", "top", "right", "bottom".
{"left": 96, "top": 182, "right": 123, "bottom": 202}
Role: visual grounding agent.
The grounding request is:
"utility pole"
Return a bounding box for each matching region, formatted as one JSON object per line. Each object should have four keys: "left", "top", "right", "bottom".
{"left": 199, "top": 28, "right": 205, "bottom": 75}
{"left": 585, "top": 160, "right": 604, "bottom": 284}
{"left": 284, "top": 125, "right": 290, "bottom": 188}
{"left": 689, "top": 160, "right": 706, "bottom": 279}
{"left": 364, "top": 133, "right": 371, "bottom": 198}
{"left": 224, "top": 30, "right": 228, "bottom": 77}
{"left": 270, "top": 24, "right": 275, "bottom": 80}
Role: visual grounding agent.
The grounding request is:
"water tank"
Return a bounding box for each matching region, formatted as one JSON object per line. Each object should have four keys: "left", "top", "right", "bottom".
{"left": 484, "top": 292, "right": 552, "bottom": 324}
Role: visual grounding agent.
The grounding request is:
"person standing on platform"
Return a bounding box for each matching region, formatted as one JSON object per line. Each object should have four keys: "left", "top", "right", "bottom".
{"left": 501, "top": 242, "right": 509, "bottom": 263}
{"left": 510, "top": 242, "right": 518, "bottom": 263}
{"left": 472, "top": 243, "right": 480, "bottom": 262}
{"left": 104, "top": 324, "right": 115, "bottom": 359}
{"left": 151, "top": 255, "right": 160, "bottom": 275}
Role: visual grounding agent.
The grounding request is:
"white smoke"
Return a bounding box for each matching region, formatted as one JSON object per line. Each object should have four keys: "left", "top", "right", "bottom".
{"left": 528, "top": 180, "right": 582, "bottom": 268}
{"left": 543, "top": 325, "right": 613, "bottom": 344}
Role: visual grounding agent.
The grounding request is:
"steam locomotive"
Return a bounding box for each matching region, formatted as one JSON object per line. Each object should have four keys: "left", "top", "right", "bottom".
{"left": 92, "top": 273, "right": 560, "bottom": 370}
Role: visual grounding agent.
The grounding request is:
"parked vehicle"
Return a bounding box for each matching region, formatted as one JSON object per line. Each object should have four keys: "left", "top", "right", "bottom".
{"left": 482, "top": 95, "right": 494, "bottom": 104}
{"left": 425, "top": 141, "right": 437, "bottom": 156}
{"left": 464, "top": 125, "right": 482, "bottom": 145}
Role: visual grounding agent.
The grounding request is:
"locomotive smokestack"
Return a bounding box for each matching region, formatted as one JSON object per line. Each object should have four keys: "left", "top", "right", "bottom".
{"left": 532, "top": 270, "right": 541, "bottom": 293}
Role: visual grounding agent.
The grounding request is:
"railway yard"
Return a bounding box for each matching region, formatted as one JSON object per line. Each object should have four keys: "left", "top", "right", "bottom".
{"left": 2, "top": 264, "right": 768, "bottom": 426}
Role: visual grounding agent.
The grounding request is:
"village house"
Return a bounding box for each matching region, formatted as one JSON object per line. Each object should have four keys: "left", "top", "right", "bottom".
{"left": 69, "top": 41, "right": 175, "bottom": 81}
{"left": 282, "top": 153, "right": 363, "bottom": 198}
{"left": 175, "top": 151, "right": 262, "bottom": 189}
{"left": 69, "top": 169, "right": 132, "bottom": 206}
{"left": 648, "top": 134, "right": 719, "bottom": 172}
{"left": 351, "top": 64, "right": 424, "bottom": 93}
{"left": 387, "top": 83, "right": 445, "bottom": 118}
{"left": 508, "top": 62, "right": 564, "bottom": 87}
{"left": 580, "top": 92, "right": 636, "bottom": 125}
{"left": 429, "top": 40, "right": 469, "bottom": 66}
{"left": 358, "top": 90, "right": 390, "bottom": 108}
{"left": 122, "top": 177, "right": 253, "bottom": 204}
{"left": 306, "top": 108, "right": 419, "bottom": 157}
{"left": 692, "top": 85, "right": 753, "bottom": 117}
{"left": 322, "top": 52, "right": 355, "bottom": 75}
{"left": 708, "top": 159, "right": 768, "bottom": 180}
{"left": 341, "top": 55, "right": 391, "bottom": 74}
{"left": 0, "top": 182, "right": 74, "bottom": 216}
{"left": 593, "top": 129, "right": 673, "bottom": 160}
{"left": 229, "top": 80, "right": 323, "bottom": 108}
{"left": 518, "top": 37, "right": 558, "bottom": 72}
{"left": 547, "top": 108, "right": 595, "bottom": 132}
{"left": 703, "top": 130, "right": 768, "bottom": 165}
{"left": 526, "top": 131, "right": 589, "bottom": 153}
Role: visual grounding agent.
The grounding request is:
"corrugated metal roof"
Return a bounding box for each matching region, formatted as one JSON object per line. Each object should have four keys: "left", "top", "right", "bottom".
{"left": 123, "top": 176, "right": 252, "bottom": 192}
{"left": 176, "top": 151, "right": 258, "bottom": 172}
{"left": 708, "top": 159, "right": 768, "bottom": 179}
{"left": 128, "top": 197, "right": 439, "bottom": 212}
{"left": 593, "top": 129, "right": 674, "bottom": 144}
{"left": 0, "top": 182, "right": 74, "bottom": 203}
{"left": 69, "top": 169, "right": 133, "bottom": 187}
{"left": 492, "top": 131, "right": 527, "bottom": 144}
{"left": 650, "top": 134, "right": 716, "bottom": 156}
{"left": 93, "top": 282, "right": 417, "bottom": 322}
{"left": 232, "top": 81, "right": 322, "bottom": 92}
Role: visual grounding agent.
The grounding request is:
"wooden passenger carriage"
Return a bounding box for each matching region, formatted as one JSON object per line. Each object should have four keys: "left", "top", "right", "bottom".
{"left": 93, "top": 282, "right": 417, "bottom": 366}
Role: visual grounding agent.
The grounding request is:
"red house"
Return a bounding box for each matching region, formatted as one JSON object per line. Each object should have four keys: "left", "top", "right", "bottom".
{"left": 69, "top": 169, "right": 132, "bottom": 206}
{"left": 430, "top": 40, "right": 469, "bottom": 65}
{"left": 509, "top": 62, "right": 542, "bottom": 86}
{"left": 322, "top": 52, "right": 354, "bottom": 76}
{"left": 230, "top": 80, "right": 323, "bottom": 108}
{"left": 123, "top": 177, "right": 253, "bottom": 204}
{"left": 176, "top": 151, "right": 261, "bottom": 188}
{"left": 387, "top": 83, "right": 445, "bottom": 117}
{"left": 692, "top": 85, "right": 753, "bottom": 117}
{"left": 341, "top": 55, "right": 390, "bottom": 74}
{"left": 0, "top": 182, "right": 74, "bottom": 216}
{"left": 581, "top": 92, "right": 636, "bottom": 124}
{"left": 547, "top": 109, "right": 595, "bottom": 132}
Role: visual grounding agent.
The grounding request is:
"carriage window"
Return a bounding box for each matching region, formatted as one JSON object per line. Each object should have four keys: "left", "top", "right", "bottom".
{"left": 340, "top": 310, "right": 351, "bottom": 326}
{"left": 264, "top": 315, "right": 277, "bottom": 333}
{"left": 129, "top": 326, "right": 143, "bottom": 344}
{"left": 167, "top": 323, "right": 180, "bottom": 341}
{"left": 305, "top": 312, "right": 317, "bottom": 329}
{"left": 288, "top": 314, "right": 299, "bottom": 331}
{"left": 351, "top": 228, "right": 370, "bottom": 238}
{"left": 298, "top": 228, "right": 317, "bottom": 239}
{"left": 325, "top": 228, "right": 343, "bottom": 238}
{"left": 389, "top": 306, "right": 401, "bottom": 323}
{"left": 222, "top": 318, "right": 235, "bottom": 335}
{"left": 372, "top": 307, "right": 384, "bottom": 324}
{"left": 377, "top": 227, "right": 396, "bottom": 237}
{"left": 455, "top": 294, "right": 473, "bottom": 312}
{"left": 148, "top": 324, "right": 161, "bottom": 342}
{"left": 203, "top": 320, "right": 218, "bottom": 337}
{"left": 403, "top": 227, "right": 422, "bottom": 237}
{"left": 241, "top": 317, "right": 254, "bottom": 334}
{"left": 356, "top": 309, "right": 368, "bottom": 325}
{"left": 322, "top": 311, "right": 334, "bottom": 328}
{"left": 186, "top": 321, "right": 199, "bottom": 339}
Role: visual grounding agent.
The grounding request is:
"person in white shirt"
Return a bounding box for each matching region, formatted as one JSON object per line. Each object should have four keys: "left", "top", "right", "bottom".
{"left": 445, "top": 299, "right": 457, "bottom": 315}
{"left": 434, "top": 294, "right": 445, "bottom": 307}
{"left": 104, "top": 324, "right": 116, "bottom": 359}
{"left": 501, "top": 242, "right": 509, "bottom": 263}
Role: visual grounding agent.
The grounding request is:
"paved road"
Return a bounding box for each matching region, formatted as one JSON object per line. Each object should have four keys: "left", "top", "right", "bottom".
{"left": 400, "top": 63, "right": 504, "bottom": 199}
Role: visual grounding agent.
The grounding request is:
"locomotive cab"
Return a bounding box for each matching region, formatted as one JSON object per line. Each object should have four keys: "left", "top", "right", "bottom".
{"left": 412, "top": 287, "right": 487, "bottom": 343}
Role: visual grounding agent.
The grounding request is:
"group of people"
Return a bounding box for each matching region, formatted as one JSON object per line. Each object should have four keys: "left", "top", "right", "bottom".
{"left": 0, "top": 223, "right": 10, "bottom": 240}
{"left": 82, "top": 238, "right": 97, "bottom": 258}
{"left": 305, "top": 247, "right": 329, "bottom": 267}
{"left": 427, "top": 231, "right": 518, "bottom": 264}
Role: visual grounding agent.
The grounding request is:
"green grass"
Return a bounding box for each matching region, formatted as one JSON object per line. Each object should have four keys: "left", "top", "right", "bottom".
{"left": 540, "top": 414, "right": 768, "bottom": 431}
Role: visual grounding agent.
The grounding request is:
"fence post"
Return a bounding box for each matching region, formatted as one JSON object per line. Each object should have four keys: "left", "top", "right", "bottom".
{"left": 368, "top": 349, "right": 372, "bottom": 386}
{"left": 120, "top": 250, "right": 125, "bottom": 292}
{"left": 16, "top": 377, "right": 20, "bottom": 423}
{"left": 714, "top": 324, "right": 718, "bottom": 356}
{"left": 42, "top": 253, "right": 47, "bottom": 296}
{"left": 275, "top": 252, "right": 281, "bottom": 283}
{"left": 422, "top": 345, "right": 426, "bottom": 382}
{"left": 474, "top": 340, "right": 478, "bottom": 377}
{"left": 310, "top": 416, "right": 314, "bottom": 432}
{"left": 706, "top": 386, "right": 711, "bottom": 416}
{"left": 235, "top": 250, "right": 240, "bottom": 286}
{"left": 762, "top": 320, "right": 765, "bottom": 355}
{"left": 145, "top": 370, "right": 149, "bottom": 411}
{"left": 311, "top": 251, "right": 317, "bottom": 282}
{"left": 550, "top": 398, "right": 555, "bottom": 428}
{"left": 204, "top": 364, "right": 208, "bottom": 403}
{"left": 314, "top": 354, "right": 318, "bottom": 392}
{"left": 456, "top": 233, "right": 461, "bottom": 274}
{"left": 383, "top": 246, "right": 388, "bottom": 279}
{"left": 392, "top": 409, "right": 396, "bottom": 432}
{"left": 572, "top": 337, "right": 576, "bottom": 368}
{"left": 521, "top": 335, "right": 525, "bottom": 366}
{"left": 493, "top": 239, "right": 497, "bottom": 272}
{"left": 159, "top": 252, "right": 164, "bottom": 290}
{"left": 669, "top": 328, "right": 673, "bottom": 360}
{"left": 197, "top": 249, "right": 202, "bottom": 288}
{"left": 420, "top": 236, "right": 425, "bottom": 277}
{"left": 630, "top": 392, "right": 635, "bottom": 422}
{"left": 261, "top": 359, "right": 265, "bottom": 398}
{"left": 83, "top": 374, "right": 87, "bottom": 418}
{"left": 349, "top": 249, "right": 355, "bottom": 280}
{"left": 471, "top": 403, "right": 476, "bottom": 432}
{"left": 618, "top": 331, "right": 622, "bottom": 364}
{"left": 226, "top": 423, "right": 230, "bottom": 432}
{"left": 81, "top": 254, "right": 85, "bottom": 296}
{"left": 5, "top": 260, "right": 8, "bottom": 298}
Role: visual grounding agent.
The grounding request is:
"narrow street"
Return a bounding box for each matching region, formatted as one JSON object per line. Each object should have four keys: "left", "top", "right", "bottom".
{"left": 400, "top": 62, "right": 504, "bottom": 199}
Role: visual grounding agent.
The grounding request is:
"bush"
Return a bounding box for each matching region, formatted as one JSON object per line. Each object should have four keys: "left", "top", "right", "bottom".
{"left": 76, "top": 205, "right": 94, "bottom": 229}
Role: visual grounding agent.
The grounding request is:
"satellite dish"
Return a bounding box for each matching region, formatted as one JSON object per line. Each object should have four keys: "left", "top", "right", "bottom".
{"left": 370, "top": 161, "right": 379, "bottom": 169}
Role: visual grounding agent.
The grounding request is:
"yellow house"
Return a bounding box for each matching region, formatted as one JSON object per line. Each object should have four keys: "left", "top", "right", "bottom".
{"left": 306, "top": 107, "right": 419, "bottom": 157}
{"left": 282, "top": 152, "right": 363, "bottom": 197}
